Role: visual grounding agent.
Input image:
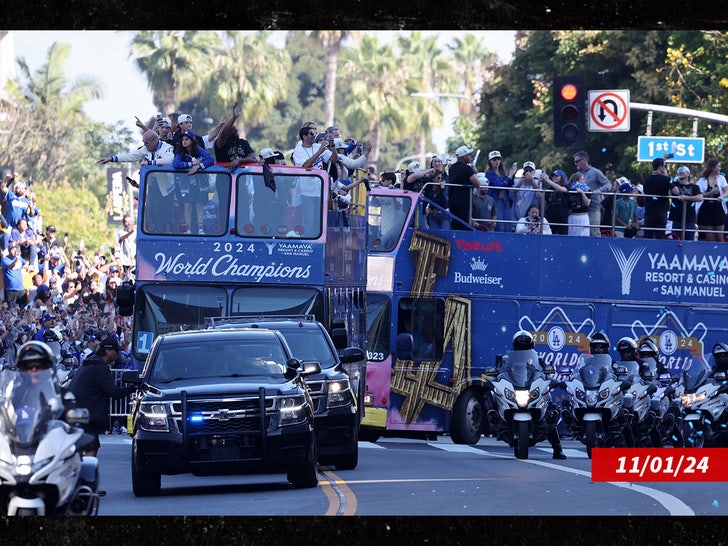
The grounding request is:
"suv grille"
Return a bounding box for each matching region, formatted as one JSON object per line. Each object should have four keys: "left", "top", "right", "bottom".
{"left": 172, "top": 396, "right": 277, "bottom": 435}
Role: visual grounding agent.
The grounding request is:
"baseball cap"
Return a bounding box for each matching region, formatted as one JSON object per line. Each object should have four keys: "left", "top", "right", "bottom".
{"left": 99, "top": 336, "right": 121, "bottom": 352}
{"left": 677, "top": 166, "right": 690, "bottom": 175}
{"left": 455, "top": 146, "right": 474, "bottom": 158}
{"left": 46, "top": 225, "right": 56, "bottom": 232}
{"left": 476, "top": 172, "right": 488, "bottom": 186}
{"left": 333, "top": 138, "right": 346, "bottom": 149}
{"left": 522, "top": 161, "right": 536, "bottom": 171}
{"left": 41, "top": 313, "right": 56, "bottom": 322}
{"left": 407, "top": 161, "right": 421, "bottom": 172}
{"left": 161, "top": 117, "right": 171, "bottom": 127}
{"left": 181, "top": 130, "right": 198, "bottom": 141}
{"left": 177, "top": 114, "right": 192, "bottom": 124}
{"left": 488, "top": 150, "right": 502, "bottom": 161}
{"left": 619, "top": 182, "right": 635, "bottom": 193}
{"left": 109, "top": 265, "right": 119, "bottom": 273}
{"left": 552, "top": 170, "right": 566, "bottom": 179}
{"left": 259, "top": 148, "right": 276, "bottom": 160}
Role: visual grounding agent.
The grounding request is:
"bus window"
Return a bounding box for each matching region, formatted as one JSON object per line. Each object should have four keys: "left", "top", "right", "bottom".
{"left": 236, "top": 172, "right": 323, "bottom": 238}
{"left": 365, "top": 292, "right": 391, "bottom": 362}
{"left": 368, "top": 194, "right": 413, "bottom": 252}
{"left": 230, "top": 286, "right": 324, "bottom": 319}
{"left": 142, "top": 170, "right": 231, "bottom": 236}
{"left": 397, "top": 298, "right": 445, "bottom": 361}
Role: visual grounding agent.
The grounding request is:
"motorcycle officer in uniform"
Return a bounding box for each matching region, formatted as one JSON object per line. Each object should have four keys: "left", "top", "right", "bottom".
{"left": 710, "top": 343, "right": 728, "bottom": 377}
{"left": 511, "top": 330, "right": 567, "bottom": 459}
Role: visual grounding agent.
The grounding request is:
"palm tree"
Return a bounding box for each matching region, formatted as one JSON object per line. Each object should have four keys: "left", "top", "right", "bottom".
{"left": 310, "top": 31, "right": 359, "bottom": 128}
{"left": 340, "top": 34, "right": 408, "bottom": 167}
{"left": 397, "top": 32, "right": 454, "bottom": 162}
{"left": 3, "top": 42, "right": 102, "bottom": 183}
{"left": 448, "top": 34, "right": 498, "bottom": 117}
{"left": 129, "top": 31, "right": 221, "bottom": 115}
{"left": 205, "top": 32, "right": 292, "bottom": 139}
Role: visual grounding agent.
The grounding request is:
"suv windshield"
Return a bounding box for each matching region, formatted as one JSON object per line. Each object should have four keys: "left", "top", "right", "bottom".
{"left": 272, "top": 327, "right": 337, "bottom": 369}
{"left": 148, "top": 339, "right": 287, "bottom": 383}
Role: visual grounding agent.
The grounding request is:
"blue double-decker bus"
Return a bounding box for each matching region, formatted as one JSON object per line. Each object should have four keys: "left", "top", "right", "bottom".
{"left": 121, "top": 163, "right": 367, "bottom": 392}
{"left": 362, "top": 186, "right": 728, "bottom": 443}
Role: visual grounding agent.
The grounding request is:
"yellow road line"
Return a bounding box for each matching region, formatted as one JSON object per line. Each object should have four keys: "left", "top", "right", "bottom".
{"left": 319, "top": 469, "right": 358, "bottom": 516}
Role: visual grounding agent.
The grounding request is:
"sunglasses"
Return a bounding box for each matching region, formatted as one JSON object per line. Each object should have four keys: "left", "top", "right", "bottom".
{"left": 678, "top": 177, "right": 687, "bottom": 180}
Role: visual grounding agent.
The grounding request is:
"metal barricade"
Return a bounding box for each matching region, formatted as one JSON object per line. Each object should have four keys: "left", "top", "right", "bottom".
{"left": 109, "top": 369, "right": 133, "bottom": 433}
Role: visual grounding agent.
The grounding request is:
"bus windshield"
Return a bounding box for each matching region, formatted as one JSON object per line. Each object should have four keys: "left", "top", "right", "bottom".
{"left": 230, "top": 286, "right": 324, "bottom": 318}
{"left": 236, "top": 172, "right": 324, "bottom": 239}
{"left": 368, "top": 193, "right": 413, "bottom": 252}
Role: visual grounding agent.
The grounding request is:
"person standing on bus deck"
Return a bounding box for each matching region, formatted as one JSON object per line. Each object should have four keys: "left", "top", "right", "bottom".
{"left": 669, "top": 165, "right": 702, "bottom": 241}
{"left": 573, "top": 151, "right": 611, "bottom": 236}
{"left": 68, "top": 336, "right": 136, "bottom": 457}
{"left": 448, "top": 146, "right": 481, "bottom": 230}
{"left": 484, "top": 150, "right": 517, "bottom": 233}
{"left": 173, "top": 131, "right": 215, "bottom": 235}
{"left": 641, "top": 156, "right": 673, "bottom": 239}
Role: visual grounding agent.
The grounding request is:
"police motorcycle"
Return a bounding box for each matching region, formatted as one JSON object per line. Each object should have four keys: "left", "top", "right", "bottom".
{"left": 637, "top": 357, "right": 683, "bottom": 447}
{"left": 0, "top": 342, "right": 100, "bottom": 516}
{"left": 615, "top": 357, "right": 661, "bottom": 447}
{"left": 676, "top": 343, "right": 728, "bottom": 448}
{"left": 560, "top": 354, "right": 632, "bottom": 458}
{"left": 485, "top": 336, "right": 561, "bottom": 460}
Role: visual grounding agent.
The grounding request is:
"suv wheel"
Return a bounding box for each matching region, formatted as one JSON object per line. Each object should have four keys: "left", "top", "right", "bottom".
{"left": 333, "top": 428, "right": 359, "bottom": 470}
{"left": 131, "top": 440, "right": 161, "bottom": 497}
{"left": 288, "top": 445, "right": 319, "bottom": 488}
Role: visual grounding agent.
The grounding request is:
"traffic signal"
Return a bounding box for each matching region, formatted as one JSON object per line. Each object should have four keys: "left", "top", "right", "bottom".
{"left": 553, "top": 76, "right": 585, "bottom": 148}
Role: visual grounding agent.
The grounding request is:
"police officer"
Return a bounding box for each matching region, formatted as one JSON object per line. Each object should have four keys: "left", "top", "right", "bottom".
{"left": 588, "top": 332, "right": 611, "bottom": 355}
{"left": 711, "top": 342, "right": 728, "bottom": 376}
{"left": 638, "top": 338, "right": 668, "bottom": 375}
{"left": 68, "top": 336, "right": 136, "bottom": 457}
{"left": 511, "top": 330, "right": 567, "bottom": 459}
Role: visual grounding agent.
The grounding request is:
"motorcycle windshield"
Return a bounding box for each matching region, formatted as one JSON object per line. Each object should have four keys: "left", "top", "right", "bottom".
{"left": 579, "top": 364, "right": 608, "bottom": 388}
{"left": 501, "top": 349, "right": 540, "bottom": 388}
{"left": 617, "top": 360, "right": 641, "bottom": 382}
{"left": 682, "top": 360, "right": 713, "bottom": 391}
{"left": 0, "top": 369, "right": 62, "bottom": 447}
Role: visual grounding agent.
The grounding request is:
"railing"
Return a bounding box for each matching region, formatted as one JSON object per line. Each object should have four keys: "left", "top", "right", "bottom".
{"left": 109, "top": 369, "right": 133, "bottom": 434}
{"left": 416, "top": 181, "right": 724, "bottom": 240}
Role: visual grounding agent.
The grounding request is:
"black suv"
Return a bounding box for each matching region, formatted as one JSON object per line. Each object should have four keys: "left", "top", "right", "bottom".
{"left": 122, "top": 328, "right": 321, "bottom": 496}
{"left": 209, "top": 316, "right": 365, "bottom": 470}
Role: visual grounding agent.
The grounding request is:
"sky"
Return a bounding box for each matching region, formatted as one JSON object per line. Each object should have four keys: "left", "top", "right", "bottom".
{"left": 9, "top": 30, "right": 516, "bottom": 151}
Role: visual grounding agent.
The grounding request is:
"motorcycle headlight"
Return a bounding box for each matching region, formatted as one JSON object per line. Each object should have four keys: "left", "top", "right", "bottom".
{"left": 515, "top": 389, "right": 530, "bottom": 408}
{"left": 327, "top": 380, "right": 352, "bottom": 409}
{"left": 139, "top": 402, "right": 171, "bottom": 432}
{"left": 586, "top": 390, "right": 599, "bottom": 406}
{"left": 279, "top": 396, "right": 308, "bottom": 426}
{"left": 598, "top": 387, "right": 610, "bottom": 400}
{"left": 680, "top": 391, "right": 707, "bottom": 409}
{"left": 575, "top": 388, "right": 586, "bottom": 401}
{"left": 529, "top": 387, "right": 541, "bottom": 402}
{"left": 504, "top": 388, "right": 515, "bottom": 402}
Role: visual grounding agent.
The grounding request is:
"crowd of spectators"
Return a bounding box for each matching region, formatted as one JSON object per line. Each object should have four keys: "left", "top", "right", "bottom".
{"left": 0, "top": 171, "right": 135, "bottom": 370}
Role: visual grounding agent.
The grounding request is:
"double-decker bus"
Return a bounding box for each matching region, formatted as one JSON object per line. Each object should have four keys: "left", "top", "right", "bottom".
{"left": 119, "top": 163, "right": 367, "bottom": 399}
{"left": 361, "top": 185, "right": 728, "bottom": 443}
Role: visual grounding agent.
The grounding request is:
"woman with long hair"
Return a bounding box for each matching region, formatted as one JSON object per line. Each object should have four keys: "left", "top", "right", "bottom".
{"left": 484, "top": 150, "right": 517, "bottom": 232}
{"left": 173, "top": 131, "right": 215, "bottom": 234}
{"left": 696, "top": 158, "right": 728, "bottom": 242}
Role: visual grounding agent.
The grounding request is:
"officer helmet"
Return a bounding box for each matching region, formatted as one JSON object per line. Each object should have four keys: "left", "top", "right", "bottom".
{"left": 589, "top": 332, "right": 610, "bottom": 354}
{"left": 16, "top": 341, "right": 55, "bottom": 372}
{"left": 512, "top": 330, "right": 535, "bottom": 351}
{"left": 638, "top": 338, "right": 659, "bottom": 357}
{"left": 713, "top": 342, "right": 728, "bottom": 371}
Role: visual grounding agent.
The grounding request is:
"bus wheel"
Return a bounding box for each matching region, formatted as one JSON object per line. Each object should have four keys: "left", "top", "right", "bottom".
{"left": 451, "top": 390, "right": 484, "bottom": 445}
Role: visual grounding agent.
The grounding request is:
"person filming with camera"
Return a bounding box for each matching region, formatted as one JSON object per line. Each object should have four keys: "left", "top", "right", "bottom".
{"left": 515, "top": 203, "right": 551, "bottom": 235}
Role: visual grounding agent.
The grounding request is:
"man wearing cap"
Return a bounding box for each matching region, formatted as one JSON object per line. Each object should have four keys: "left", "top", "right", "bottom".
{"left": 69, "top": 336, "right": 136, "bottom": 457}
{"left": 2, "top": 240, "right": 28, "bottom": 307}
{"left": 573, "top": 151, "right": 612, "bottom": 236}
{"left": 615, "top": 181, "right": 640, "bottom": 238}
{"left": 471, "top": 174, "right": 497, "bottom": 231}
{"left": 669, "top": 166, "right": 702, "bottom": 241}
{"left": 448, "top": 146, "right": 481, "bottom": 230}
{"left": 292, "top": 125, "right": 336, "bottom": 169}
{"left": 33, "top": 313, "right": 57, "bottom": 341}
{"left": 512, "top": 161, "right": 542, "bottom": 221}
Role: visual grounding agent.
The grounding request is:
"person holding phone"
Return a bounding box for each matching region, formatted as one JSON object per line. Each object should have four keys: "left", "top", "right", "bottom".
{"left": 641, "top": 155, "right": 673, "bottom": 239}
{"left": 484, "top": 150, "right": 518, "bottom": 232}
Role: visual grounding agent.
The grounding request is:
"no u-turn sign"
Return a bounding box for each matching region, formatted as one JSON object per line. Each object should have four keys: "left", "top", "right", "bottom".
{"left": 588, "top": 90, "right": 630, "bottom": 132}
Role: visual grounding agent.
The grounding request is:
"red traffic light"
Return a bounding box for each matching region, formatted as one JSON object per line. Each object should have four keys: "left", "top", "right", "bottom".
{"left": 560, "top": 84, "right": 578, "bottom": 102}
